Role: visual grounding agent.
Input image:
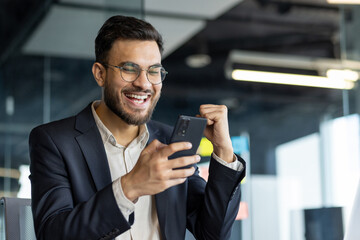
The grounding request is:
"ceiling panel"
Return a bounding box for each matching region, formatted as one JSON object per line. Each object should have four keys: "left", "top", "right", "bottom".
{"left": 22, "top": 5, "right": 104, "bottom": 59}
{"left": 145, "top": 16, "right": 205, "bottom": 57}
{"left": 22, "top": 0, "right": 240, "bottom": 59}
{"left": 145, "top": 0, "right": 243, "bottom": 18}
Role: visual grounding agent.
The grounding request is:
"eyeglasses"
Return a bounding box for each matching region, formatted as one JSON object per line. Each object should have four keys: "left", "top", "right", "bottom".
{"left": 102, "top": 62, "right": 168, "bottom": 85}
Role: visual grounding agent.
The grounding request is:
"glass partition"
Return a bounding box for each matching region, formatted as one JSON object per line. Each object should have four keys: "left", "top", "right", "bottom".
{"left": 0, "top": 0, "right": 144, "bottom": 196}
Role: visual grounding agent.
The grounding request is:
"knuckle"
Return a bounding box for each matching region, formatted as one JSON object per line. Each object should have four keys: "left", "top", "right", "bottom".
{"left": 152, "top": 162, "right": 163, "bottom": 172}
{"left": 181, "top": 169, "right": 189, "bottom": 177}
{"left": 187, "top": 167, "right": 195, "bottom": 175}
{"left": 168, "top": 144, "right": 177, "bottom": 152}
{"left": 220, "top": 105, "right": 228, "bottom": 111}
{"left": 183, "top": 156, "right": 194, "bottom": 166}
{"left": 179, "top": 157, "right": 187, "bottom": 165}
{"left": 180, "top": 168, "right": 191, "bottom": 177}
{"left": 157, "top": 172, "right": 166, "bottom": 180}
{"left": 150, "top": 139, "right": 159, "bottom": 146}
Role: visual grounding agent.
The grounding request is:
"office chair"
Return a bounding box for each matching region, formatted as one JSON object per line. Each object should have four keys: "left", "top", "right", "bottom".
{"left": 0, "top": 197, "right": 36, "bottom": 240}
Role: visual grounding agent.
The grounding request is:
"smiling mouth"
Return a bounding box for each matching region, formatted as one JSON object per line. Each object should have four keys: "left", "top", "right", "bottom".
{"left": 124, "top": 93, "right": 151, "bottom": 104}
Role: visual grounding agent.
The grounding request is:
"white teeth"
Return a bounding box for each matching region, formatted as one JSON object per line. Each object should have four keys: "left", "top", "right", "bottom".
{"left": 133, "top": 99, "right": 144, "bottom": 104}
{"left": 125, "top": 93, "right": 148, "bottom": 100}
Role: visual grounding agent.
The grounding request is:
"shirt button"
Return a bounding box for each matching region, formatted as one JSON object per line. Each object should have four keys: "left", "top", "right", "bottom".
{"left": 110, "top": 136, "right": 116, "bottom": 145}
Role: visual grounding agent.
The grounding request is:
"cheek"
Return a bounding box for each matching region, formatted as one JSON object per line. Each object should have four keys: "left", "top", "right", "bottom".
{"left": 107, "top": 78, "right": 127, "bottom": 95}
{"left": 153, "top": 84, "right": 162, "bottom": 95}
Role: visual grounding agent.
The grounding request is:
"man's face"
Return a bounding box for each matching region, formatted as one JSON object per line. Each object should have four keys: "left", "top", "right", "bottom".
{"left": 103, "top": 40, "right": 162, "bottom": 125}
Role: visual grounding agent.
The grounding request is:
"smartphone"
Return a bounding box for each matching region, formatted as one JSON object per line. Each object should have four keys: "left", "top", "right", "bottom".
{"left": 169, "top": 115, "right": 208, "bottom": 159}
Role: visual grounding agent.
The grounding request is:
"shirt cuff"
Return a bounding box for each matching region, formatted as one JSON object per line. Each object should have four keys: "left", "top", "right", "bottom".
{"left": 112, "top": 177, "right": 135, "bottom": 221}
{"left": 212, "top": 152, "right": 244, "bottom": 171}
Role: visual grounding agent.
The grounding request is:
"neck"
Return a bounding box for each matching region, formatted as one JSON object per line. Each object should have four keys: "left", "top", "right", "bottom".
{"left": 95, "top": 101, "right": 140, "bottom": 147}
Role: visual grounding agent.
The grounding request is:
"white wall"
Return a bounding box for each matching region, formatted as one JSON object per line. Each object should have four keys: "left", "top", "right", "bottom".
{"left": 276, "top": 133, "right": 322, "bottom": 240}
{"left": 250, "top": 175, "right": 279, "bottom": 240}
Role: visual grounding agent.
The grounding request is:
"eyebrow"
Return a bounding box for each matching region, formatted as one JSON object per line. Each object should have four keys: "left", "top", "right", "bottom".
{"left": 117, "top": 61, "right": 163, "bottom": 68}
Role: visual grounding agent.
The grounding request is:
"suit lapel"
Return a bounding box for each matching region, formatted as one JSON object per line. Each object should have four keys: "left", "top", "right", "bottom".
{"left": 146, "top": 122, "right": 166, "bottom": 238}
{"left": 75, "top": 104, "right": 112, "bottom": 191}
{"left": 147, "top": 122, "right": 173, "bottom": 240}
{"left": 155, "top": 191, "right": 169, "bottom": 239}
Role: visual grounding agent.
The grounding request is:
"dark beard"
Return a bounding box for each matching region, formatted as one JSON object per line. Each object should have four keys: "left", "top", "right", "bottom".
{"left": 103, "top": 81, "right": 159, "bottom": 126}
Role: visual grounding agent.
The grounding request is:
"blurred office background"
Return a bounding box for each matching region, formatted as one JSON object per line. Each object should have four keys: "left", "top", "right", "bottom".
{"left": 1, "top": 0, "right": 360, "bottom": 239}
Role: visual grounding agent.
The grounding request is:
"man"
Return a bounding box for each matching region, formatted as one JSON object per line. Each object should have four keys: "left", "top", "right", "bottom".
{"left": 29, "top": 15, "right": 246, "bottom": 240}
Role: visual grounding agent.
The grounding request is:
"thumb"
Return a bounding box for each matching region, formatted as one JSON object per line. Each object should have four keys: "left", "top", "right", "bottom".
{"left": 143, "top": 139, "right": 166, "bottom": 154}
{"left": 196, "top": 114, "right": 214, "bottom": 125}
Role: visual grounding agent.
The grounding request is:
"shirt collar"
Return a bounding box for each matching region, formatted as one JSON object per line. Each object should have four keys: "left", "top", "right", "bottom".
{"left": 136, "top": 124, "right": 149, "bottom": 150}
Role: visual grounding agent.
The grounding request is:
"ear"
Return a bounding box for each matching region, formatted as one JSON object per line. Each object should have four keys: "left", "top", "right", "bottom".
{"left": 92, "top": 62, "right": 106, "bottom": 87}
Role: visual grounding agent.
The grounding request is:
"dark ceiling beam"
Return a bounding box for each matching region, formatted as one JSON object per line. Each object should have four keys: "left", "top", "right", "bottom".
{"left": 162, "top": 83, "right": 342, "bottom": 105}
{"left": 0, "top": 0, "right": 54, "bottom": 66}
{"left": 257, "top": 0, "right": 339, "bottom": 10}
{"left": 55, "top": 1, "right": 210, "bottom": 21}
{"left": 215, "top": 13, "right": 338, "bottom": 35}
{"left": 207, "top": 34, "right": 337, "bottom": 56}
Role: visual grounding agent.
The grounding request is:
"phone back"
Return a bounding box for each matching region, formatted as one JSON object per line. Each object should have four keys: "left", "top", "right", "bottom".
{"left": 170, "top": 115, "right": 207, "bottom": 157}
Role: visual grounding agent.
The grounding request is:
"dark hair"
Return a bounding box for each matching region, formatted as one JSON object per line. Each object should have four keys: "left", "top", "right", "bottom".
{"left": 95, "top": 15, "right": 164, "bottom": 63}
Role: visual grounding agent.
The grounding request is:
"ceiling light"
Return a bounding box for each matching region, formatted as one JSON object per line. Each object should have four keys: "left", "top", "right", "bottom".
{"left": 327, "top": 0, "right": 360, "bottom": 4}
{"left": 225, "top": 50, "right": 360, "bottom": 89}
{"left": 326, "top": 69, "right": 359, "bottom": 81}
{"left": 185, "top": 54, "right": 211, "bottom": 68}
{"left": 232, "top": 69, "right": 355, "bottom": 89}
{"left": 225, "top": 50, "right": 360, "bottom": 74}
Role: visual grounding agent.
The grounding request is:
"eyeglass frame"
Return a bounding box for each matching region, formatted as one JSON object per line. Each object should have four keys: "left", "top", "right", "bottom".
{"left": 101, "top": 62, "right": 168, "bottom": 85}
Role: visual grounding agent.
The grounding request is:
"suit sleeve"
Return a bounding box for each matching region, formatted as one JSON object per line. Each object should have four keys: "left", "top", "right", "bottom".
{"left": 29, "top": 126, "right": 130, "bottom": 240}
{"left": 186, "top": 155, "right": 246, "bottom": 240}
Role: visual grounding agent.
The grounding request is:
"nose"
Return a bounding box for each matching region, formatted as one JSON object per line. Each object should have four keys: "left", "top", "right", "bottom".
{"left": 133, "top": 69, "right": 152, "bottom": 89}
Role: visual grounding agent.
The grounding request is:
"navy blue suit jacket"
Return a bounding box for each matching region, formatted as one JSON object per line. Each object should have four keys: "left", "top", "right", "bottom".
{"left": 29, "top": 104, "right": 246, "bottom": 240}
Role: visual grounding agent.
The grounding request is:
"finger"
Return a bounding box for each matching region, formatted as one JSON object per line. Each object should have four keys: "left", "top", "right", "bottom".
{"left": 199, "top": 105, "right": 227, "bottom": 121}
{"left": 195, "top": 114, "right": 212, "bottom": 125}
{"left": 155, "top": 142, "right": 167, "bottom": 151}
{"left": 199, "top": 104, "right": 218, "bottom": 110}
{"left": 165, "top": 178, "right": 187, "bottom": 188}
{"left": 202, "top": 110, "right": 223, "bottom": 120}
{"left": 143, "top": 139, "right": 166, "bottom": 154}
{"left": 201, "top": 111, "right": 224, "bottom": 126}
{"left": 199, "top": 105, "right": 227, "bottom": 115}
{"left": 167, "top": 155, "right": 201, "bottom": 169}
{"left": 199, "top": 104, "right": 224, "bottom": 114}
{"left": 169, "top": 167, "right": 196, "bottom": 179}
{"left": 159, "top": 141, "right": 192, "bottom": 158}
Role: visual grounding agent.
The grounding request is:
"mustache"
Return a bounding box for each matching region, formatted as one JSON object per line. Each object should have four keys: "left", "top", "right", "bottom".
{"left": 121, "top": 86, "right": 154, "bottom": 95}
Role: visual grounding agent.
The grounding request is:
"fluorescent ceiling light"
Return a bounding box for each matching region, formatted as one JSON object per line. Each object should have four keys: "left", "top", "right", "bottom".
{"left": 185, "top": 54, "right": 211, "bottom": 68}
{"left": 232, "top": 69, "right": 355, "bottom": 89}
{"left": 327, "top": 0, "right": 360, "bottom": 4}
{"left": 226, "top": 50, "right": 360, "bottom": 73}
{"left": 326, "top": 69, "right": 359, "bottom": 82}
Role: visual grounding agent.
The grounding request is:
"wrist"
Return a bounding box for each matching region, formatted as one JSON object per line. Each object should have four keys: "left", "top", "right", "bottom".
{"left": 121, "top": 174, "right": 139, "bottom": 203}
{"left": 213, "top": 146, "right": 234, "bottom": 163}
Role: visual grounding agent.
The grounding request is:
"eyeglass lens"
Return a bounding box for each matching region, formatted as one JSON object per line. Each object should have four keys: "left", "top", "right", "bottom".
{"left": 121, "top": 63, "right": 166, "bottom": 84}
